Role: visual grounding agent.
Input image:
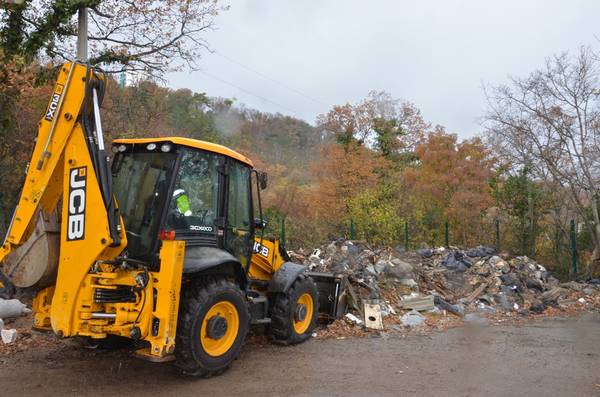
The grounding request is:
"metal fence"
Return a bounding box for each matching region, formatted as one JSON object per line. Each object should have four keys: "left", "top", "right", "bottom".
{"left": 346, "top": 218, "right": 581, "bottom": 280}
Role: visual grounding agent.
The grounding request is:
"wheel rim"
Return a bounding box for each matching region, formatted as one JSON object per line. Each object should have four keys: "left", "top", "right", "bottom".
{"left": 293, "top": 293, "right": 314, "bottom": 334}
{"left": 200, "top": 301, "right": 240, "bottom": 357}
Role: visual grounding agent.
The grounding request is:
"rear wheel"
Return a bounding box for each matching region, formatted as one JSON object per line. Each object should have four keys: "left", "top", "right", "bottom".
{"left": 270, "top": 274, "right": 318, "bottom": 345}
{"left": 175, "top": 277, "right": 248, "bottom": 377}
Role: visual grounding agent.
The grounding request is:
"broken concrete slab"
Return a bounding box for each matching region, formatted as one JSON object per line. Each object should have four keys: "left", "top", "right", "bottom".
{"left": 400, "top": 295, "right": 434, "bottom": 312}
{"left": 363, "top": 301, "right": 384, "bottom": 330}
{"left": 400, "top": 309, "right": 425, "bottom": 327}
{"left": 1, "top": 328, "right": 17, "bottom": 344}
{"left": 433, "top": 295, "right": 464, "bottom": 317}
{"left": 384, "top": 259, "right": 413, "bottom": 280}
{"left": 345, "top": 313, "right": 364, "bottom": 326}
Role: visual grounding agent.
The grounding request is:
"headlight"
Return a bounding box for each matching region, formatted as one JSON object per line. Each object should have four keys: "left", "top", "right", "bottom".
{"left": 161, "top": 143, "right": 172, "bottom": 152}
{"left": 146, "top": 143, "right": 157, "bottom": 151}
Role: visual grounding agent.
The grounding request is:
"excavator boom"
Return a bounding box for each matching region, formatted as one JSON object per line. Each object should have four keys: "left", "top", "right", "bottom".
{"left": 0, "top": 62, "right": 184, "bottom": 359}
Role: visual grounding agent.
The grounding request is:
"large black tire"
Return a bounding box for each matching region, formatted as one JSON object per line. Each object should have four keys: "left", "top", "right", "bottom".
{"left": 270, "top": 274, "right": 318, "bottom": 345}
{"left": 175, "top": 277, "right": 249, "bottom": 377}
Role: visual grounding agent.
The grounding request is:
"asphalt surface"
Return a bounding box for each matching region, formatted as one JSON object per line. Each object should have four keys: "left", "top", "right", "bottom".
{"left": 1, "top": 314, "right": 599, "bottom": 397}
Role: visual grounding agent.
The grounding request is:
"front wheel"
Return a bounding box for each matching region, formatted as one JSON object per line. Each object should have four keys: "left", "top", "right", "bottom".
{"left": 269, "top": 274, "right": 318, "bottom": 345}
{"left": 175, "top": 277, "right": 249, "bottom": 377}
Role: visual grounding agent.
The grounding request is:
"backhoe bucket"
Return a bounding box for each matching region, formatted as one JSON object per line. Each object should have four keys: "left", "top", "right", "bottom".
{"left": 3, "top": 211, "right": 59, "bottom": 288}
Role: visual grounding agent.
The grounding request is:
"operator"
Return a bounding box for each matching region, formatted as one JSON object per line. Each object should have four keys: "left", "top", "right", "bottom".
{"left": 172, "top": 188, "right": 192, "bottom": 217}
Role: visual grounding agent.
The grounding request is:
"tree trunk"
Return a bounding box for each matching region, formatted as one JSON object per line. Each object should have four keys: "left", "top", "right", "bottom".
{"left": 588, "top": 197, "right": 600, "bottom": 278}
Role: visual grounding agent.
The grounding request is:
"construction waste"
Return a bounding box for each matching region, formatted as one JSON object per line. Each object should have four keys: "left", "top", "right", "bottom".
{"left": 0, "top": 298, "right": 31, "bottom": 345}
{"left": 289, "top": 239, "right": 600, "bottom": 337}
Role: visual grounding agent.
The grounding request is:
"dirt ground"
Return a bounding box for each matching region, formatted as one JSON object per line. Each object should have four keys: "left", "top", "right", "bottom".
{"left": 1, "top": 314, "right": 599, "bottom": 397}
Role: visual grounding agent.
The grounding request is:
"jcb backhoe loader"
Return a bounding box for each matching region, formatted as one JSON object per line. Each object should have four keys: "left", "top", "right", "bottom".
{"left": 0, "top": 6, "right": 322, "bottom": 377}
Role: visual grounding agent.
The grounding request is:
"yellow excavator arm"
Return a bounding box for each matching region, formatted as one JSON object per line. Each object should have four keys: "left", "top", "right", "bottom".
{"left": 0, "top": 62, "right": 123, "bottom": 264}
{"left": 0, "top": 62, "right": 185, "bottom": 359}
{"left": 0, "top": 61, "right": 128, "bottom": 330}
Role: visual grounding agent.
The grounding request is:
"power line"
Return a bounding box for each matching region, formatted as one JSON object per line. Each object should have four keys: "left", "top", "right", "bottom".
{"left": 198, "top": 69, "right": 304, "bottom": 117}
{"left": 213, "top": 50, "right": 328, "bottom": 106}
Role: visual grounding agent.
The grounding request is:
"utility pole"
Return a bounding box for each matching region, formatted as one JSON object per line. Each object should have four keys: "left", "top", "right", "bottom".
{"left": 77, "top": 7, "right": 88, "bottom": 62}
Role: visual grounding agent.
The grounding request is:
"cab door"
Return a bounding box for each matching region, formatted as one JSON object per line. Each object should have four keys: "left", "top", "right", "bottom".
{"left": 225, "top": 161, "right": 253, "bottom": 267}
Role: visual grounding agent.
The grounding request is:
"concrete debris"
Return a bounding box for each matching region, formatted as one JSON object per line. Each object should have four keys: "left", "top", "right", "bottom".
{"left": 433, "top": 295, "right": 465, "bottom": 317}
{"left": 442, "top": 251, "right": 472, "bottom": 272}
{"left": 363, "top": 301, "right": 384, "bottom": 330}
{"left": 400, "top": 295, "right": 435, "bottom": 312}
{"left": 0, "top": 298, "right": 31, "bottom": 319}
{"left": 416, "top": 248, "right": 433, "bottom": 258}
{"left": 466, "top": 246, "right": 496, "bottom": 258}
{"left": 344, "top": 313, "right": 364, "bottom": 326}
{"left": 1, "top": 328, "right": 17, "bottom": 344}
{"left": 583, "top": 288, "right": 595, "bottom": 296}
{"left": 289, "top": 239, "right": 600, "bottom": 335}
{"left": 400, "top": 310, "right": 425, "bottom": 327}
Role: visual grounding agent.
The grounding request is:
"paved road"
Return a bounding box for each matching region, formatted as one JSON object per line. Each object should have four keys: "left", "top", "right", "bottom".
{"left": 1, "top": 314, "right": 599, "bottom": 396}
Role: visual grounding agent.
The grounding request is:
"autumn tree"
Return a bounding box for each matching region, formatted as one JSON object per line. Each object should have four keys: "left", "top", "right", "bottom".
{"left": 484, "top": 47, "right": 600, "bottom": 276}
{"left": 312, "top": 142, "right": 389, "bottom": 240}
{"left": 0, "top": 0, "right": 225, "bottom": 76}
{"left": 404, "top": 131, "right": 496, "bottom": 246}
{"left": 317, "top": 90, "right": 428, "bottom": 153}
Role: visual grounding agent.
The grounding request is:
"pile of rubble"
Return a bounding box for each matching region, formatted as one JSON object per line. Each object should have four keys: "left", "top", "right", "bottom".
{"left": 0, "top": 298, "right": 30, "bottom": 346}
{"left": 290, "top": 240, "right": 600, "bottom": 335}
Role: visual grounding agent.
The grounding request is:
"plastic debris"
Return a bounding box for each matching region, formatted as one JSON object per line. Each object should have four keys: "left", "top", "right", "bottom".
{"left": 0, "top": 298, "right": 31, "bottom": 319}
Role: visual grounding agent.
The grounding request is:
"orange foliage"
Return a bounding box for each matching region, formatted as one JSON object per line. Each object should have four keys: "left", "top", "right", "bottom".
{"left": 312, "top": 142, "right": 389, "bottom": 231}
{"left": 404, "top": 131, "right": 496, "bottom": 245}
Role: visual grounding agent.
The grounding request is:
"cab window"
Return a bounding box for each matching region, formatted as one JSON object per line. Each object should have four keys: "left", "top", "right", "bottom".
{"left": 166, "top": 149, "right": 220, "bottom": 233}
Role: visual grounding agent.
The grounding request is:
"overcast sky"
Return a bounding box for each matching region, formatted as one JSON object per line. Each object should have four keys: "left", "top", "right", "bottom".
{"left": 168, "top": 0, "right": 600, "bottom": 138}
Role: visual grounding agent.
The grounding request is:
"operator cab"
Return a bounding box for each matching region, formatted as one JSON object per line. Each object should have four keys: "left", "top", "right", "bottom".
{"left": 111, "top": 137, "right": 262, "bottom": 269}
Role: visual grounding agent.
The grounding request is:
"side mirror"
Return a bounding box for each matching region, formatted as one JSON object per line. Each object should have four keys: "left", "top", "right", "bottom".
{"left": 254, "top": 218, "right": 268, "bottom": 230}
{"left": 258, "top": 171, "right": 268, "bottom": 190}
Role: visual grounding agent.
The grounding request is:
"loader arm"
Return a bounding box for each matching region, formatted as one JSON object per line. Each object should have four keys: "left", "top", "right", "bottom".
{"left": 0, "top": 61, "right": 127, "bottom": 334}
{"left": 1, "top": 62, "right": 121, "bottom": 256}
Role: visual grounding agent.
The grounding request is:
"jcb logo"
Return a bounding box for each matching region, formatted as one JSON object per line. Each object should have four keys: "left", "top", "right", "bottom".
{"left": 67, "top": 167, "right": 87, "bottom": 241}
{"left": 253, "top": 241, "right": 269, "bottom": 258}
{"left": 45, "top": 84, "right": 64, "bottom": 122}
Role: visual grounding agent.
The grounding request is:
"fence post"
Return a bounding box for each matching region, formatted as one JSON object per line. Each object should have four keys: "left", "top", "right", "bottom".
{"left": 444, "top": 221, "right": 449, "bottom": 247}
{"left": 570, "top": 219, "right": 577, "bottom": 279}
{"left": 280, "top": 217, "right": 286, "bottom": 249}
{"left": 349, "top": 219, "right": 356, "bottom": 240}
{"left": 404, "top": 221, "right": 409, "bottom": 250}
{"left": 495, "top": 219, "right": 500, "bottom": 251}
